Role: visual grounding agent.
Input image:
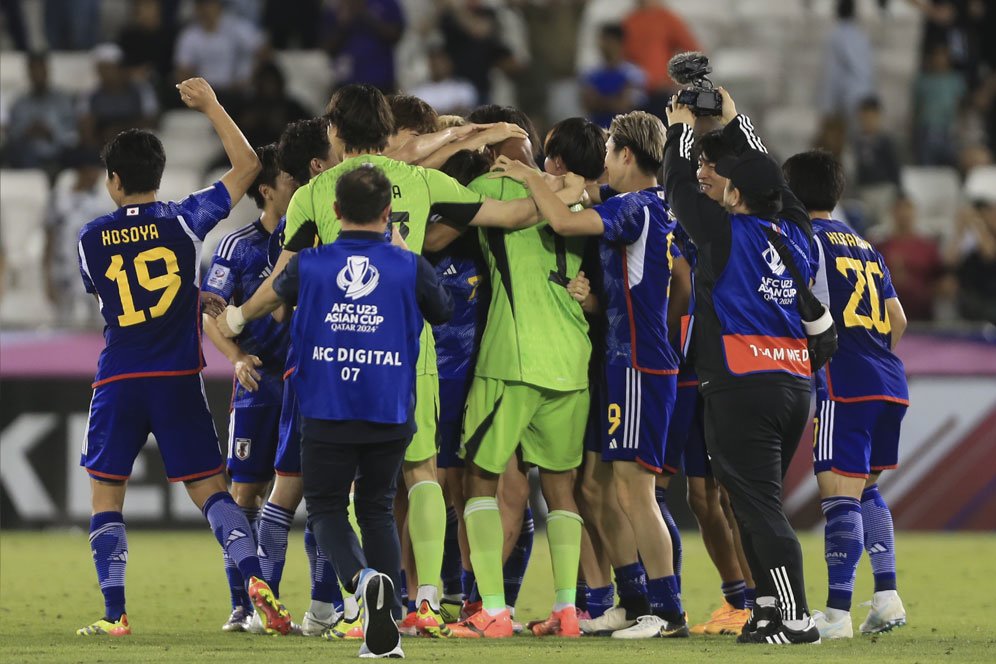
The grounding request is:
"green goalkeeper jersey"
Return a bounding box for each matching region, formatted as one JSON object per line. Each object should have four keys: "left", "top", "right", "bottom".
{"left": 469, "top": 174, "right": 591, "bottom": 391}
{"left": 283, "top": 154, "right": 483, "bottom": 376}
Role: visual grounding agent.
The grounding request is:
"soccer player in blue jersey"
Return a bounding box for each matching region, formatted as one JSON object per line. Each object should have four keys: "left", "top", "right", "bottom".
{"left": 497, "top": 110, "right": 687, "bottom": 639}
{"left": 75, "top": 78, "right": 291, "bottom": 637}
{"left": 783, "top": 150, "right": 909, "bottom": 639}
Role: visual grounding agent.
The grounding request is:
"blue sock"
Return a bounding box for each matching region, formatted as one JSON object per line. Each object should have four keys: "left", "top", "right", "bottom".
{"left": 462, "top": 569, "right": 481, "bottom": 604}
{"left": 861, "top": 484, "right": 897, "bottom": 592}
{"left": 257, "top": 502, "right": 294, "bottom": 597}
{"left": 220, "top": 506, "right": 258, "bottom": 611}
{"left": 744, "top": 587, "right": 756, "bottom": 610}
{"left": 655, "top": 487, "right": 683, "bottom": 592}
{"left": 575, "top": 581, "right": 588, "bottom": 611}
{"left": 615, "top": 562, "right": 648, "bottom": 599}
{"left": 822, "top": 496, "right": 864, "bottom": 611}
{"left": 647, "top": 575, "right": 683, "bottom": 622}
{"left": 722, "top": 580, "right": 747, "bottom": 610}
{"left": 441, "top": 506, "right": 463, "bottom": 597}
{"left": 203, "top": 492, "right": 262, "bottom": 586}
{"left": 585, "top": 584, "right": 615, "bottom": 618}
{"left": 502, "top": 508, "right": 534, "bottom": 608}
{"left": 305, "top": 522, "right": 344, "bottom": 611}
{"left": 89, "top": 512, "right": 127, "bottom": 621}
{"left": 399, "top": 569, "right": 409, "bottom": 609}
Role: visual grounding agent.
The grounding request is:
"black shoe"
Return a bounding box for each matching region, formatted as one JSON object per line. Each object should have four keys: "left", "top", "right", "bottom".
{"left": 361, "top": 573, "right": 404, "bottom": 658}
{"left": 739, "top": 617, "right": 821, "bottom": 645}
{"left": 738, "top": 605, "right": 780, "bottom": 639}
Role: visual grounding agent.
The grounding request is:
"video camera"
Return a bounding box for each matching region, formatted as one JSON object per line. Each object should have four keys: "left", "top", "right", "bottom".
{"left": 668, "top": 52, "right": 723, "bottom": 117}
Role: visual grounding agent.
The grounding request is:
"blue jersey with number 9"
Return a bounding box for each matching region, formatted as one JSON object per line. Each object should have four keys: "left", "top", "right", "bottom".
{"left": 77, "top": 182, "right": 232, "bottom": 386}
{"left": 811, "top": 217, "right": 908, "bottom": 403}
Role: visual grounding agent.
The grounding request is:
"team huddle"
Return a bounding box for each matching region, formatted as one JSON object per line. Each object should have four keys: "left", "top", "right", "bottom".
{"left": 73, "top": 74, "right": 909, "bottom": 656}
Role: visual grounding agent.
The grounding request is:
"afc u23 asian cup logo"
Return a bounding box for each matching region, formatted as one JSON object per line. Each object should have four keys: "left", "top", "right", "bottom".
{"left": 337, "top": 255, "right": 380, "bottom": 300}
{"left": 762, "top": 242, "right": 786, "bottom": 276}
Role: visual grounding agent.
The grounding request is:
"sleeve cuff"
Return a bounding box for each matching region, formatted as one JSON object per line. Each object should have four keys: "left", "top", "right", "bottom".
{"left": 802, "top": 306, "right": 834, "bottom": 335}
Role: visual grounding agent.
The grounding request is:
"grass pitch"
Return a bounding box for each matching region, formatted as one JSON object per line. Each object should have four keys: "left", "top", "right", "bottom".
{"left": 1, "top": 529, "right": 994, "bottom": 663}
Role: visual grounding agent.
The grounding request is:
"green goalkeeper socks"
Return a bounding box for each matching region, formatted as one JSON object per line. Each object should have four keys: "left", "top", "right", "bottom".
{"left": 407, "top": 480, "right": 446, "bottom": 596}
{"left": 547, "top": 510, "right": 583, "bottom": 606}
{"left": 464, "top": 496, "right": 506, "bottom": 611}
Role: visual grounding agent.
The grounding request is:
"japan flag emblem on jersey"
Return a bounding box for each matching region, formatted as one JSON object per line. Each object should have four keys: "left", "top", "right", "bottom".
{"left": 337, "top": 255, "right": 380, "bottom": 300}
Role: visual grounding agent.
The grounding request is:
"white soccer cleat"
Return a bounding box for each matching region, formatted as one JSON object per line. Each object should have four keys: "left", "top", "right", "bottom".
{"left": 579, "top": 606, "right": 635, "bottom": 635}
{"left": 610, "top": 614, "right": 689, "bottom": 639}
{"left": 246, "top": 611, "right": 268, "bottom": 635}
{"left": 859, "top": 591, "right": 906, "bottom": 634}
{"left": 301, "top": 610, "right": 339, "bottom": 637}
{"left": 222, "top": 607, "right": 249, "bottom": 632}
{"left": 813, "top": 609, "right": 853, "bottom": 639}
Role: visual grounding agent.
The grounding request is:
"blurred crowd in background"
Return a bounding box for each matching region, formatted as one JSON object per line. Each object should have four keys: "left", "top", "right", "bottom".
{"left": 0, "top": 0, "right": 994, "bottom": 329}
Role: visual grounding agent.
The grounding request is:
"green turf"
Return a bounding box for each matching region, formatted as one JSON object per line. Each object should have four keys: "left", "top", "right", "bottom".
{"left": 1, "top": 529, "right": 994, "bottom": 663}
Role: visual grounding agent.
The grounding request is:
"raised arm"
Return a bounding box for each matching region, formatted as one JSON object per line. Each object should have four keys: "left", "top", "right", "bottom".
{"left": 177, "top": 78, "right": 260, "bottom": 206}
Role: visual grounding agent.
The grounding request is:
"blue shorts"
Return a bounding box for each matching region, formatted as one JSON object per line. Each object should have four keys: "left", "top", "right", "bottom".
{"left": 82, "top": 374, "right": 223, "bottom": 482}
{"left": 274, "top": 377, "right": 302, "bottom": 476}
{"left": 226, "top": 403, "right": 281, "bottom": 483}
{"left": 583, "top": 377, "right": 604, "bottom": 455}
{"left": 437, "top": 376, "right": 470, "bottom": 469}
{"left": 662, "top": 381, "right": 710, "bottom": 477}
{"left": 813, "top": 397, "right": 907, "bottom": 478}
{"left": 601, "top": 365, "right": 677, "bottom": 473}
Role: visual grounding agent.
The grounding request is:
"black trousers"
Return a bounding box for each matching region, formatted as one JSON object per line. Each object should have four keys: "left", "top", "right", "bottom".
{"left": 301, "top": 436, "right": 408, "bottom": 613}
{"left": 703, "top": 382, "right": 811, "bottom": 621}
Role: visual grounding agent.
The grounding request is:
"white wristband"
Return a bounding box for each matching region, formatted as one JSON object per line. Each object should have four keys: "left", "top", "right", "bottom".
{"left": 225, "top": 305, "right": 246, "bottom": 334}
{"left": 802, "top": 306, "right": 834, "bottom": 336}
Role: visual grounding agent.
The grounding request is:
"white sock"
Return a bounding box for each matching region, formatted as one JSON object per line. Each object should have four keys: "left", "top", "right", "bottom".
{"left": 415, "top": 584, "right": 439, "bottom": 609}
{"left": 484, "top": 606, "right": 506, "bottom": 617}
{"left": 552, "top": 602, "right": 573, "bottom": 612}
{"left": 825, "top": 607, "right": 849, "bottom": 622}
{"left": 873, "top": 589, "right": 899, "bottom": 602}
{"left": 783, "top": 618, "right": 811, "bottom": 630}
{"left": 309, "top": 600, "right": 336, "bottom": 622}
{"left": 343, "top": 595, "right": 360, "bottom": 621}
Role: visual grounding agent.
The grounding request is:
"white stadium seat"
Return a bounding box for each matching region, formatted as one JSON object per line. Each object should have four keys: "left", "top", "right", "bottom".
{"left": 963, "top": 166, "right": 996, "bottom": 204}
{"left": 901, "top": 166, "right": 961, "bottom": 239}
{"left": 0, "top": 169, "right": 55, "bottom": 327}
{"left": 0, "top": 50, "right": 27, "bottom": 100}
{"left": 48, "top": 52, "right": 98, "bottom": 96}
{"left": 761, "top": 106, "right": 820, "bottom": 161}
{"left": 275, "top": 50, "right": 333, "bottom": 116}
{"left": 160, "top": 110, "right": 216, "bottom": 140}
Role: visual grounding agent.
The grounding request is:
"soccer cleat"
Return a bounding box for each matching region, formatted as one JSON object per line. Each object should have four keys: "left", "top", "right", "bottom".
{"left": 361, "top": 573, "right": 404, "bottom": 658}
{"left": 528, "top": 606, "right": 580, "bottom": 637}
{"left": 301, "top": 610, "right": 339, "bottom": 637}
{"left": 579, "top": 606, "right": 635, "bottom": 636}
{"left": 701, "top": 603, "right": 751, "bottom": 635}
{"left": 460, "top": 600, "right": 482, "bottom": 621}
{"left": 414, "top": 600, "right": 452, "bottom": 637}
{"left": 813, "top": 609, "right": 853, "bottom": 639}
{"left": 323, "top": 612, "right": 364, "bottom": 640}
{"left": 449, "top": 608, "right": 514, "bottom": 638}
{"left": 859, "top": 591, "right": 906, "bottom": 634}
{"left": 440, "top": 598, "right": 463, "bottom": 624}
{"left": 738, "top": 616, "right": 821, "bottom": 645}
{"left": 397, "top": 611, "right": 419, "bottom": 637}
{"left": 739, "top": 604, "right": 779, "bottom": 637}
{"left": 76, "top": 614, "right": 131, "bottom": 637}
{"left": 248, "top": 576, "right": 293, "bottom": 635}
{"left": 611, "top": 615, "right": 689, "bottom": 639}
{"left": 222, "top": 606, "right": 249, "bottom": 632}
{"left": 691, "top": 602, "right": 739, "bottom": 635}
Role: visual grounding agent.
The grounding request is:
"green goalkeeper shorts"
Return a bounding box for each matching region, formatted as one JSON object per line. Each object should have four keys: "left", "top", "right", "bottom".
{"left": 460, "top": 377, "right": 588, "bottom": 474}
{"left": 406, "top": 372, "right": 440, "bottom": 463}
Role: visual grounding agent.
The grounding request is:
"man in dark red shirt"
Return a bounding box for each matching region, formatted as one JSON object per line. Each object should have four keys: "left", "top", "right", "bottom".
{"left": 878, "top": 197, "right": 944, "bottom": 321}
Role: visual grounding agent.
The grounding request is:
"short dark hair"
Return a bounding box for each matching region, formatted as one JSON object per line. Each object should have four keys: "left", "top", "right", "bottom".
{"left": 389, "top": 94, "right": 438, "bottom": 136}
{"left": 277, "top": 117, "right": 329, "bottom": 185}
{"left": 101, "top": 128, "right": 165, "bottom": 194}
{"left": 600, "top": 24, "right": 624, "bottom": 41}
{"left": 248, "top": 143, "right": 280, "bottom": 210}
{"left": 545, "top": 117, "right": 606, "bottom": 180}
{"left": 837, "top": 0, "right": 855, "bottom": 20}
{"left": 740, "top": 188, "right": 783, "bottom": 219}
{"left": 782, "top": 149, "right": 846, "bottom": 212}
{"left": 468, "top": 104, "right": 539, "bottom": 153}
{"left": 325, "top": 84, "right": 394, "bottom": 153}
{"left": 335, "top": 165, "right": 392, "bottom": 224}
{"left": 858, "top": 96, "right": 881, "bottom": 112}
{"left": 694, "top": 130, "right": 734, "bottom": 164}
{"left": 439, "top": 149, "right": 493, "bottom": 187}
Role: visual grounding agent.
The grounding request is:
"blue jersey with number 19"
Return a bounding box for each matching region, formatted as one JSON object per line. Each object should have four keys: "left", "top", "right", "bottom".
{"left": 811, "top": 217, "right": 908, "bottom": 403}
{"left": 77, "top": 182, "right": 232, "bottom": 386}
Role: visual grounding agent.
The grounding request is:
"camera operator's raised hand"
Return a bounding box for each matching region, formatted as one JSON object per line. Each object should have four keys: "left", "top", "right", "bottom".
{"left": 666, "top": 96, "right": 696, "bottom": 128}
{"left": 718, "top": 87, "right": 738, "bottom": 126}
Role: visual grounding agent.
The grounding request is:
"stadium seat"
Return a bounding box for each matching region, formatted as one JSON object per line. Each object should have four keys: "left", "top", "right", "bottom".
{"left": 0, "top": 50, "right": 27, "bottom": 100}
{"left": 275, "top": 51, "right": 333, "bottom": 117}
{"left": 0, "top": 169, "right": 55, "bottom": 326}
{"left": 709, "top": 48, "right": 777, "bottom": 110}
{"left": 964, "top": 165, "right": 996, "bottom": 204}
{"left": 900, "top": 166, "right": 961, "bottom": 239}
{"left": 761, "top": 106, "right": 819, "bottom": 161}
{"left": 161, "top": 110, "right": 216, "bottom": 140}
{"left": 159, "top": 134, "right": 217, "bottom": 174}
{"left": 49, "top": 52, "right": 98, "bottom": 96}
{"left": 156, "top": 170, "right": 201, "bottom": 208}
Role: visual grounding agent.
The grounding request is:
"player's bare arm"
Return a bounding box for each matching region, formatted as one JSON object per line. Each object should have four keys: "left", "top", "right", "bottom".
{"left": 492, "top": 158, "right": 601, "bottom": 236}
{"left": 885, "top": 297, "right": 908, "bottom": 349}
{"left": 177, "top": 78, "right": 260, "bottom": 205}
{"left": 202, "top": 312, "right": 262, "bottom": 391}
